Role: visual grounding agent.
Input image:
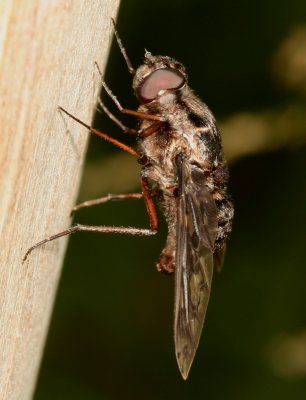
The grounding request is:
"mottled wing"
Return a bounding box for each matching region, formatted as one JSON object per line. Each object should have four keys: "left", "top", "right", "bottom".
{"left": 174, "top": 154, "right": 218, "bottom": 379}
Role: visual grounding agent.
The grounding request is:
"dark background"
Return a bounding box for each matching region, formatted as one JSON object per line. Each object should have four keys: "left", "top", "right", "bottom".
{"left": 35, "top": 0, "right": 306, "bottom": 399}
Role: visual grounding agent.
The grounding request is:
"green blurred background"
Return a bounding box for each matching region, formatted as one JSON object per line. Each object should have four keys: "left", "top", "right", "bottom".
{"left": 34, "top": 0, "right": 306, "bottom": 398}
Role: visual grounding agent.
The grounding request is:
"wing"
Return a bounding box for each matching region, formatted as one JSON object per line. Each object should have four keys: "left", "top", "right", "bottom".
{"left": 174, "top": 154, "right": 218, "bottom": 379}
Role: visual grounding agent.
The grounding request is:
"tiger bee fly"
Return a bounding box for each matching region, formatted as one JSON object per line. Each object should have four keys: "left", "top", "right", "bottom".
{"left": 134, "top": 52, "right": 233, "bottom": 378}
{"left": 24, "top": 22, "right": 234, "bottom": 379}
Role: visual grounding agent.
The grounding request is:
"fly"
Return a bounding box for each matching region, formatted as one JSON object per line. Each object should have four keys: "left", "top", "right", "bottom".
{"left": 23, "top": 19, "right": 234, "bottom": 379}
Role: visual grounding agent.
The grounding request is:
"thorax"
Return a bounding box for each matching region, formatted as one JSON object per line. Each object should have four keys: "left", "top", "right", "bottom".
{"left": 138, "top": 90, "right": 221, "bottom": 196}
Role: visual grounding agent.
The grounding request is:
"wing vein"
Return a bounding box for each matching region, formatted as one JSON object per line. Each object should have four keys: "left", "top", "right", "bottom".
{"left": 174, "top": 154, "right": 218, "bottom": 379}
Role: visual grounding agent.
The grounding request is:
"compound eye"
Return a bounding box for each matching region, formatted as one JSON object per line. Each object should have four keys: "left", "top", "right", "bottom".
{"left": 138, "top": 68, "right": 185, "bottom": 103}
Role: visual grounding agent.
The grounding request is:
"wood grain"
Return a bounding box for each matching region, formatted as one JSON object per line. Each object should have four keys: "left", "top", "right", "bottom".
{"left": 0, "top": 1, "right": 120, "bottom": 398}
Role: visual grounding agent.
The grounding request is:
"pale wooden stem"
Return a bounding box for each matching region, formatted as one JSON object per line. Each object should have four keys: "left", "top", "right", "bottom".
{"left": 0, "top": 1, "right": 120, "bottom": 399}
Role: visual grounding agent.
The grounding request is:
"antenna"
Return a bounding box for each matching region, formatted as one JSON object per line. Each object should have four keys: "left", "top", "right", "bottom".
{"left": 111, "top": 18, "right": 135, "bottom": 75}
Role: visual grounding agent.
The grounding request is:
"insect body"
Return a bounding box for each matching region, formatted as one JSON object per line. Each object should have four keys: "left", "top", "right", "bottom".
{"left": 24, "top": 26, "right": 233, "bottom": 380}
{"left": 134, "top": 52, "right": 233, "bottom": 378}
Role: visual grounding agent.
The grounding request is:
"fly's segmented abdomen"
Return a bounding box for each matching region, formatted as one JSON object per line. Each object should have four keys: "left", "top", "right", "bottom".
{"left": 215, "top": 197, "right": 234, "bottom": 248}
